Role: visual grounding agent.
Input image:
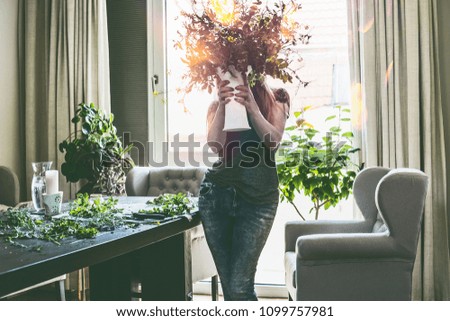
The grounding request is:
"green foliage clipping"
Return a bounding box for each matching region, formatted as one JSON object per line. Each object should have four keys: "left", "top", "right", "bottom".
{"left": 141, "top": 193, "right": 196, "bottom": 217}
{"left": 0, "top": 193, "right": 196, "bottom": 250}
{"left": 0, "top": 194, "right": 125, "bottom": 248}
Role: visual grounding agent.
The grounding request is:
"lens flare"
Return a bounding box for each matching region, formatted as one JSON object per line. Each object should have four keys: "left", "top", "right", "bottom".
{"left": 385, "top": 61, "right": 394, "bottom": 86}
{"left": 351, "top": 83, "right": 367, "bottom": 130}
{"left": 208, "top": 0, "right": 236, "bottom": 26}
{"left": 360, "top": 17, "right": 374, "bottom": 33}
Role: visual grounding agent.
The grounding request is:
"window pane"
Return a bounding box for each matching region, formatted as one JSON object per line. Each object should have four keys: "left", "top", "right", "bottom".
{"left": 166, "top": 0, "right": 215, "bottom": 167}
{"left": 258, "top": 0, "right": 353, "bottom": 286}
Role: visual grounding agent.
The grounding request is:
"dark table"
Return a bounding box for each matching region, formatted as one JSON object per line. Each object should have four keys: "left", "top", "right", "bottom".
{"left": 0, "top": 197, "right": 201, "bottom": 300}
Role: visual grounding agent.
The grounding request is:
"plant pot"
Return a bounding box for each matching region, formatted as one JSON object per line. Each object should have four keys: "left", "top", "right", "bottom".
{"left": 95, "top": 164, "right": 126, "bottom": 196}
{"left": 217, "top": 66, "right": 251, "bottom": 132}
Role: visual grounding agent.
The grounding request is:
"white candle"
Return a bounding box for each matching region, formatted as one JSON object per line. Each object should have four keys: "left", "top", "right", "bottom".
{"left": 45, "top": 170, "right": 59, "bottom": 195}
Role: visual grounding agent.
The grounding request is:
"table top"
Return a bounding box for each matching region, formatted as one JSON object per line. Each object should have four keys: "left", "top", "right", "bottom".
{"left": 0, "top": 196, "right": 201, "bottom": 297}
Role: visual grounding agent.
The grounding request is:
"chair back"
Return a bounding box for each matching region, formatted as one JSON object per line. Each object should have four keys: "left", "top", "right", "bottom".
{"left": 353, "top": 167, "right": 391, "bottom": 226}
{"left": 126, "top": 166, "right": 206, "bottom": 197}
{"left": 0, "top": 166, "right": 20, "bottom": 207}
{"left": 376, "top": 168, "right": 428, "bottom": 258}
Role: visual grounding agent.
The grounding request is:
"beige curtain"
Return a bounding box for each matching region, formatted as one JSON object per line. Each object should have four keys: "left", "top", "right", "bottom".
{"left": 18, "top": 0, "right": 110, "bottom": 200}
{"left": 348, "top": 0, "right": 450, "bottom": 300}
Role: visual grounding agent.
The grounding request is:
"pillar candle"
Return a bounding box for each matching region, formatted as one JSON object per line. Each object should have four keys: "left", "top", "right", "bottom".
{"left": 45, "top": 170, "right": 59, "bottom": 195}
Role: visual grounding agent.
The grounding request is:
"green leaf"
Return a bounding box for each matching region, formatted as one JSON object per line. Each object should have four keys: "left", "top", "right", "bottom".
{"left": 329, "top": 126, "right": 341, "bottom": 133}
{"left": 325, "top": 115, "right": 337, "bottom": 122}
{"left": 285, "top": 126, "right": 297, "bottom": 131}
{"left": 342, "top": 131, "right": 354, "bottom": 138}
{"left": 82, "top": 123, "right": 91, "bottom": 135}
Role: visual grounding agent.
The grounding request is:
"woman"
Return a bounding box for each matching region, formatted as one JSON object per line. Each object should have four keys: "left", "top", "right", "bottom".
{"left": 199, "top": 75, "right": 290, "bottom": 301}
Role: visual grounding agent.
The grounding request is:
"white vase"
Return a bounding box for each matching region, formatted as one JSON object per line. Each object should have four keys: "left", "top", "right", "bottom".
{"left": 217, "top": 67, "right": 251, "bottom": 132}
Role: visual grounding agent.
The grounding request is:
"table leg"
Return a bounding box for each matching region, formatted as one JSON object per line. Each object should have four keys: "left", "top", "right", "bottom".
{"left": 138, "top": 231, "right": 193, "bottom": 301}
{"left": 89, "top": 231, "right": 193, "bottom": 301}
{"left": 89, "top": 254, "right": 134, "bottom": 300}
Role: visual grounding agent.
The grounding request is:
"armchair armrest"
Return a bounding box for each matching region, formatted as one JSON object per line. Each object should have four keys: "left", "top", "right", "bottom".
{"left": 295, "top": 232, "right": 407, "bottom": 261}
{"left": 285, "top": 220, "right": 372, "bottom": 252}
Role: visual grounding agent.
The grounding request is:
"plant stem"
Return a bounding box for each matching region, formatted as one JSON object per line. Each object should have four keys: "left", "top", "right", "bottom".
{"left": 314, "top": 197, "right": 327, "bottom": 220}
{"left": 289, "top": 199, "right": 306, "bottom": 221}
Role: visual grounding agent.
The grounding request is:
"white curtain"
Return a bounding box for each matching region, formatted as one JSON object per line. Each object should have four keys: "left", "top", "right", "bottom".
{"left": 18, "top": 0, "right": 111, "bottom": 200}
{"left": 347, "top": 0, "right": 450, "bottom": 300}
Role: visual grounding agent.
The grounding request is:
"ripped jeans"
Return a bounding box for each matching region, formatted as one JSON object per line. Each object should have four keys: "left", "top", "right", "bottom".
{"left": 198, "top": 178, "right": 278, "bottom": 301}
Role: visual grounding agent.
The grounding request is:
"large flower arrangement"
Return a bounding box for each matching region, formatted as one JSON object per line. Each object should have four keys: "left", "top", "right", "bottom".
{"left": 176, "top": 0, "right": 310, "bottom": 94}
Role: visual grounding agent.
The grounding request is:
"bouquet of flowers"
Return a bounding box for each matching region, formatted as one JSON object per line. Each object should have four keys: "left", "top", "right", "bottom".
{"left": 176, "top": 0, "right": 310, "bottom": 130}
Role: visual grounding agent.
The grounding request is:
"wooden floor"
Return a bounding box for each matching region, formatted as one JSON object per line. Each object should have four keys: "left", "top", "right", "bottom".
{"left": 1, "top": 283, "right": 69, "bottom": 301}
{"left": 2, "top": 283, "right": 285, "bottom": 301}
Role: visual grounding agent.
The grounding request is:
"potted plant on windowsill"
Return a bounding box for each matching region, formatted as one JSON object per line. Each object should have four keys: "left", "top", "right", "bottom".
{"left": 176, "top": 0, "right": 310, "bottom": 131}
{"left": 59, "top": 103, "right": 134, "bottom": 195}
{"left": 276, "top": 106, "right": 363, "bottom": 220}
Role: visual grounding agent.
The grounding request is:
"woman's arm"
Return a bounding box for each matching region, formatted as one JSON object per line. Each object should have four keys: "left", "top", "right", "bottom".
{"left": 206, "top": 80, "right": 233, "bottom": 154}
{"left": 234, "top": 85, "right": 288, "bottom": 150}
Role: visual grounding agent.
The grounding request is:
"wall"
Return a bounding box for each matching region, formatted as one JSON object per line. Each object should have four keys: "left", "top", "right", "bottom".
{"left": 107, "top": 0, "right": 150, "bottom": 166}
{"left": 0, "top": 0, "right": 21, "bottom": 188}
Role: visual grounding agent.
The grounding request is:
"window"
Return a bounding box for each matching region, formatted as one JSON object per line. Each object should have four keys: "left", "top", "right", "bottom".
{"left": 157, "top": 0, "right": 352, "bottom": 290}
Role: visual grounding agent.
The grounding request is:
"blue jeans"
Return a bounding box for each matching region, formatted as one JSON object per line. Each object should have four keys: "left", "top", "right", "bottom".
{"left": 198, "top": 179, "right": 278, "bottom": 301}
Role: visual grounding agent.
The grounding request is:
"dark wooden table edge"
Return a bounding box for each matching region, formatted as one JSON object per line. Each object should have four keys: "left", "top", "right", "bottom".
{"left": 0, "top": 213, "right": 201, "bottom": 297}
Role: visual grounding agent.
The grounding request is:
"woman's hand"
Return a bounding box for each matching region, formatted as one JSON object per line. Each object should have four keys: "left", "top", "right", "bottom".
{"left": 217, "top": 79, "right": 234, "bottom": 108}
{"left": 206, "top": 79, "right": 233, "bottom": 154}
{"left": 234, "top": 84, "right": 261, "bottom": 118}
{"left": 234, "top": 81, "right": 289, "bottom": 151}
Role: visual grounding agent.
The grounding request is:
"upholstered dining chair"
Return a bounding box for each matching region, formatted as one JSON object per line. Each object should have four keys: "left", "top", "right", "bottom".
{"left": 0, "top": 166, "right": 20, "bottom": 209}
{"left": 0, "top": 166, "right": 66, "bottom": 300}
{"left": 284, "top": 167, "right": 429, "bottom": 301}
{"left": 126, "top": 166, "right": 219, "bottom": 300}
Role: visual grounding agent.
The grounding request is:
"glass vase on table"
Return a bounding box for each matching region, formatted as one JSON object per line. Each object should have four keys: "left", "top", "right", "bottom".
{"left": 31, "top": 161, "right": 53, "bottom": 212}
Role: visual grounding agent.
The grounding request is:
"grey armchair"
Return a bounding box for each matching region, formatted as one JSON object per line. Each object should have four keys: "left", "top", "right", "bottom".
{"left": 284, "top": 167, "right": 429, "bottom": 301}
{"left": 126, "top": 166, "right": 219, "bottom": 300}
{"left": 0, "top": 166, "right": 20, "bottom": 208}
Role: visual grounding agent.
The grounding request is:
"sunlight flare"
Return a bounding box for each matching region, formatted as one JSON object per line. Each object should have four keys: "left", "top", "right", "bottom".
{"left": 351, "top": 82, "right": 366, "bottom": 130}
{"left": 385, "top": 61, "right": 394, "bottom": 86}
{"left": 208, "top": 0, "right": 236, "bottom": 26}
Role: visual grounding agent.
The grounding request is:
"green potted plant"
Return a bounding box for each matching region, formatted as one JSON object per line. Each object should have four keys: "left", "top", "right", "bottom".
{"left": 59, "top": 103, "right": 134, "bottom": 195}
{"left": 277, "top": 106, "right": 362, "bottom": 220}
